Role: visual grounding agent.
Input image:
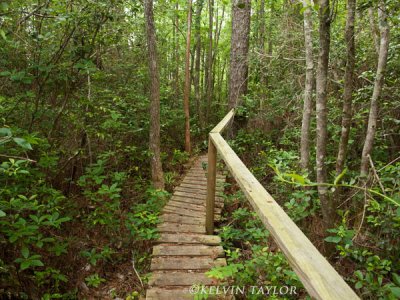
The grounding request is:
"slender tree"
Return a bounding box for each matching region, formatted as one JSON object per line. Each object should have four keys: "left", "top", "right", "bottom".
{"left": 174, "top": 2, "right": 180, "bottom": 105}
{"left": 336, "top": 0, "right": 356, "bottom": 176}
{"left": 144, "top": 0, "right": 165, "bottom": 189}
{"left": 315, "top": 0, "right": 333, "bottom": 229}
{"left": 360, "top": 1, "right": 390, "bottom": 176}
{"left": 368, "top": 6, "right": 380, "bottom": 55}
{"left": 228, "top": 0, "right": 251, "bottom": 110}
{"left": 300, "top": 0, "right": 314, "bottom": 171}
{"left": 205, "top": 0, "right": 214, "bottom": 121}
{"left": 194, "top": 0, "right": 204, "bottom": 128}
{"left": 183, "top": 0, "right": 193, "bottom": 153}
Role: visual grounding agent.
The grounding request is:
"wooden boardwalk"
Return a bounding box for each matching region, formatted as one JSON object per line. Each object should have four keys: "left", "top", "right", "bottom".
{"left": 146, "top": 155, "right": 227, "bottom": 299}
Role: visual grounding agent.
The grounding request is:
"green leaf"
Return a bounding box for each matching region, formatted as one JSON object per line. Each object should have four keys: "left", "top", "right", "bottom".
{"left": 355, "top": 281, "right": 363, "bottom": 289}
{"left": 29, "top": 259, "right": 44, "bottom": 267}
{"left": 0, "top": 128, "right": 12, "bottom": 136}
{"left": 334, "top": 168, "right": 347, "bottom": 185}
{"left": 286, "top": 173, "right": 306, "bottom": 184}
{"left": 21, "top": 246, "right": 29, "bottom": 258}
{"left": 20, "top": 261, "right": 31, "bottom": 270}
{"left": 389, "top": 286, "right": 400, "bottom": 297}
{"left": 0, "top": 29, "right": 6, "bottom": 41}
{"left": 0, "top": 210, "right": 5, "bottom": 217}
{"left": 355, "top": 270, "right": 364, "bottom": 280}
{"left": 13, "top": 138, "right": 33, "bottom": 150}
{"left": 393, "top": 273, "right": 400, "bottom": 286}
{"left": 324, "top": 236, "right": 341, "bottom": 243}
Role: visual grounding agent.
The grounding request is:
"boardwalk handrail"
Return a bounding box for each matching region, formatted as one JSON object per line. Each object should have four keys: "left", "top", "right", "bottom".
{"left": 205, "top": 109, "right": 359, "bottom": 300}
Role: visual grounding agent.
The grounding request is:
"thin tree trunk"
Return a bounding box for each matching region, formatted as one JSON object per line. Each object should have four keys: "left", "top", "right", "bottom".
{"left": 194, "top": 0, "right": 204, "bottom": 128}
{"left": 300, "top": 0, "right": 314, "bottom": 171}
{"left": 205, "top": 0, "right": 214, "bottom": 122}
{"left": 259, "top": 0, "right": 266, "bottom": 106}
{"left": 228, "top": 0, "right": 251, "bottom": 110}
{"left": 183, "top": 0, "right": 193, "bottom": 153}
{"left": 368, "top": 7, "right": 380, "bottom": 55}
{"left": 174, "top": 2, "right": 180, "bottom": 106}
{"left": 360, "top": 1, "right": 390, "bottom": 177}
{"left": 336, "top": 0, "right": 356, "bottom": 176}
{"left": 144, "top": 0, "right": 165, "bottom": 189}
{"left": 316, "top": 0, "right": 333, "bottom": 230}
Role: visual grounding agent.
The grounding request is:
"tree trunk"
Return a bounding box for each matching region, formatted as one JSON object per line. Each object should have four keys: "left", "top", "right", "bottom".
{"left": 315, "top": 0, "right": 333, "bottom": 229}
{"left": 194, "top": 0, "right": 204, "bottom": 128}
{"left": 174, "top": 2, "right": 180, "bottom": 106}
{"left": 300, "top": 0, "right": 314, "bottom": 171}
{"left": 228, "top": 0, "right": 251, "bottom": 110}
{"left": 205, "top": 0, "right": 214, "bottom": 122}
{"left": 368, "top": 6, "right": 380, "bottom": 55}
{"left": 360, "top": 1, "right": 390, "bottom": 177}
{"left": 144, "top": 0, "right": 165, "bottom": 189}
{"left": 259, "top": 0, "right": 266, "bottom": 106}
{"left": 183, "top": 0, "right": 193, "bottom": 153}
{"left": 336, "top": 0, "right": 356, "bottom": 176}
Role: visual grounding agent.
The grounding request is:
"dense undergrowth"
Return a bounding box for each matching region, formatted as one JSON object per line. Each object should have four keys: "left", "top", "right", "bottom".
{"left": 0, "top": 126, "right": 195, "bottom": 299}
{"left": 206, "top": 125, "right": 400, "bottom": 300}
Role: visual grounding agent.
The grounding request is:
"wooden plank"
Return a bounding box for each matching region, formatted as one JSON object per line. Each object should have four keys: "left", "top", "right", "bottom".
{"left": 153, "top": 245, "right": 224, "bottom": 257}
{"left": 163, "top": 206, "right": 221, "bottom": 220}
{"left": 166, "top": 201, "right": 222, "bottom": 214}
{"left": 210, "top": 132, "right": 359, "bottom": 300}
{"left": 151, "top": 257, "right": 226, "bottom": 271}
{"left": 185, "top": 173, "right": 224, "bottom": 179}
{"left": 149, "top": 271, "right": 219, "bottom": 286}
{"left": 211, "top": 108, "right": 235, "bottom": 133}
{"left": 175, "top": 190, "right": 207, "bottom": 200}
{"left": 146, "top": 287, "right": 232, "bottom": 300}
{"left": 163, "top": 206, "right": 205, "bottom": 218}
{"left": 171, "top": 195, "right": 223, "bottom": 207}
{"left": 157, "top": 233, "right": 221, "bottom": 245}
{"left": 167, "top": 200, "right": 206, "bottom": 211}
{"left": 146, "top": 287, "right": 192, "bottom": 300}
{"left": 157, "top": 222, "right": 206, "bottom": 234}
{"left": 180, "top": 181, "right": 224, "bottom": 190}
{"left": 175, "top": 188, "right": 224, "bottom": 199}
{"left": 160, "top": 213, "right": 205, "bottom": 225}
{"left": 174, "top": 187, "right": 207, "bottom": 197}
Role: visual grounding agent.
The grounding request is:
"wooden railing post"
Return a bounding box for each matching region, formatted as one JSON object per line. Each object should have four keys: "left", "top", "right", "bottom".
{"left": 206, "top": 137, "right": 217, "bottom": 235}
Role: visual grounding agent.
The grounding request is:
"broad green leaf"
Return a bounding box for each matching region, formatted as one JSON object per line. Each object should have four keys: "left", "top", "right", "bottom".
{"left": 0, "top": 29, "right": 6, "bottom": 41}
{"left": 29, "top": 259, "right": 44, "bottom": 267}
{"left": 13, "top": 138, "right": 33, "bottom": 150}
{"left": 0, "top": 128, "right": 12, "bottom": 136}
{"left": 21, "top": 246, "right": 29, "bottom": 259}
{"left": 355, "top": 270, "right": 364, "bottom": 280}
{"left": 355, "top": 281, "right": 363, "bottom": 289}
{"left": 324, "top": 236, "right": 341, "bottom": 243}
{"left": 393, "top": 273, "right": 400, "bottom": 286}
{"left": 389, "top": 286, "right": 400, "bottom": 297}
{"left": 0, "top": 210, "right": 6, "bottom": 217}
{"left": 20, "top": 261, "right": 31, "bottom": 270}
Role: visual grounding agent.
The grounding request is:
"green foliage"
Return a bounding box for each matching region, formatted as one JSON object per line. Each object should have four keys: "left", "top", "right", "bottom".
{"left": 85, "top": 273, "right": 106, "bottom": 288}
{"left": 207, "top": 246, "right": 303, "bottom": 299}
{"left": 81, "top": 246, "right": 114, "bottom": 266}
{"left": 125, "top": 189, "right": 169, "bottom": 241}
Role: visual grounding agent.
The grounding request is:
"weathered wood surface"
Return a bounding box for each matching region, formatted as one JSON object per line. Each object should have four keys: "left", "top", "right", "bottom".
{"left": 146, "top": 156, "right": 227, "bottom": 300}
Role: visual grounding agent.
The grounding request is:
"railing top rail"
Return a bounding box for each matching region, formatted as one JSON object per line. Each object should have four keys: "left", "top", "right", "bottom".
{"left": 208, "top": 110, "right": 359, "bottom": 300}
{"left": 211, "top": 108, "right": 235, "bottom": 133}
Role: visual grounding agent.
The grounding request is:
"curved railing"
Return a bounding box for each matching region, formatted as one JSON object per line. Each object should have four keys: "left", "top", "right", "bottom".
{"left": 205, "top": 109, "right": 359, "bottom": 300}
